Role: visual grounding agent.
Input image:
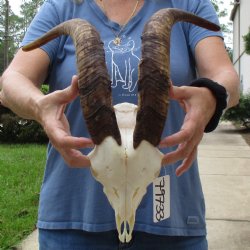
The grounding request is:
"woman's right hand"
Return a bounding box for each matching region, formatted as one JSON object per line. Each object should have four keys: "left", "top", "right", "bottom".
{"left": 36, "top": 75, "right": 94, "bottom": 167}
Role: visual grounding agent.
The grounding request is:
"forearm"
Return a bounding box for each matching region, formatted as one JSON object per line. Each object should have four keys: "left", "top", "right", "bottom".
{"left": 1, "top": 48, "right": 51, "bottom": 122}
{"left": 1, "top": 70, "right": 44, "bottom": 122}
{"left": 200, "top": 68, "right": 240, "bottom": 108}
{"left": 195, "top": 37, "right": 240, "bottom": 108}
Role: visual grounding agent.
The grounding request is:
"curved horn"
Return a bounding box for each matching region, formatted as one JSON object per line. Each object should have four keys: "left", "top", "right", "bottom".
{"left": 133, "top": 8, "right": 220, "bottom": 149}
{"left": 23, "top": 19, "right": 121, "bottom": 146}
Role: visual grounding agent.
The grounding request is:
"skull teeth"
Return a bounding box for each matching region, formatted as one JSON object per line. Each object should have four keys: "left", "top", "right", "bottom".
{"left": 118, "top": 221, "right": 132, "bottom": 243}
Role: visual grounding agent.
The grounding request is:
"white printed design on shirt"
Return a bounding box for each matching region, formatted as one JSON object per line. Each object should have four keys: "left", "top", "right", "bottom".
{"left": 107, "top": 39, "right": 140, "bottom": 93}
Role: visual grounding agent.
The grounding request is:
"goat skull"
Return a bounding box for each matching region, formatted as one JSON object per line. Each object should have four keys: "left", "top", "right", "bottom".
{"left": 89, "top": 103, "right": 163, "bottom": 242}
{"left": 22, "top": 8, "right": 220, "bottom": 243}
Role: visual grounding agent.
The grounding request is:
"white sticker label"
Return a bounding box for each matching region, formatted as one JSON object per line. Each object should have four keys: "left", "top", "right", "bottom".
{"left": 153, "top": 175, "right": 170, "bottom": 223}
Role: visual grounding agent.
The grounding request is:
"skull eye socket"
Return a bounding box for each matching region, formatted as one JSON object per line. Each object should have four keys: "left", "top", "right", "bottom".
{"left": 113, "top": 187, "right": 119, "bottom": 199}
{"left": 132, "top": 187, "right": 140, "bottom": 200}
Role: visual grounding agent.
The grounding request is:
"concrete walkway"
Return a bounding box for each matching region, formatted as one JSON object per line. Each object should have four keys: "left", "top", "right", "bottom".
{"left": 16, "top": 122, "right": 250, "bottom": 249}
{"left": 200, "top": 122, "right": 250, "bottom": 250}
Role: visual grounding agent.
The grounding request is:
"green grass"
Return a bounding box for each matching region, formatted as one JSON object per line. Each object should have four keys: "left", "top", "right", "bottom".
{"left": 0, "top": 144, "right": 47, "bottom": 250}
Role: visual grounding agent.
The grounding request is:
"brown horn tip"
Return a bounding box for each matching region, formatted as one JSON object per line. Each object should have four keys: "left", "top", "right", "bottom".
{"left": 133, "top": 8, "right": 220, "bottom": 149}
{"left": 22, "top": 19, "right": 121, "bottom": 146}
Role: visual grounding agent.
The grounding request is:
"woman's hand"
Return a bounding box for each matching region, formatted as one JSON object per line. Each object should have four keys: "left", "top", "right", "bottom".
{"left": 161, "top": 36, "right": 240, "bottom": 176}
{"left": 36, "top": 75, "right": 94, "bottom": 167}
{"left": 160, "top": 85, "right": 216, "bottom": 176}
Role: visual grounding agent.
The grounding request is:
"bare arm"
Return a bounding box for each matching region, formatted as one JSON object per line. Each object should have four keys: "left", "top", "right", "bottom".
{"left": 1, "top": 49, "right": 49, "bottom": 121}
{"left": 161, "top": 37, "right": 240, "bottom": 175}
{"left": 195, "top": 36, "right": 240, "bottom": 108}
{"left": 1, "top": 48, "right": 93, "bottom": 167}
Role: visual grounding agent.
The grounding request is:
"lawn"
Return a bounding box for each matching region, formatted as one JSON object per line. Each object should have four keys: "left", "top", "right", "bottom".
{"left": 0, "top": 144, "right": 47, "bottom": 250}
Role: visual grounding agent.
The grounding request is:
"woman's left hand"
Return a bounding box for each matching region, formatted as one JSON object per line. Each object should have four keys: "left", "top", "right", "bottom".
{"left": 160, "top": 85, "right": 216, "bottom": 176}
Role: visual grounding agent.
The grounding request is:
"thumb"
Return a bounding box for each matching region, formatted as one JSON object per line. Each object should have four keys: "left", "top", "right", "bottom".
{"left": 170, "top": 86, "right": 191, "bottom": 112}
{"left": 56, "top": 75, "right": 79, "bottom": 103}
{"left": 170, "top": 86, "right": 191, "bottom": 101}
{"left": 69, "top": 75, "right": 79, "bottom": 97}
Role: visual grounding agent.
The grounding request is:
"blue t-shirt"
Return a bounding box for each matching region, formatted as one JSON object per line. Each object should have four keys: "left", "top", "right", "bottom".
{"left": 22, "top": 0, "right": 222, "bottom": 236}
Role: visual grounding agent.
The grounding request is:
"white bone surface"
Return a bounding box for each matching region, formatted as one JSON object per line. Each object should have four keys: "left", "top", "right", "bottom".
{"left": 88, "top": 103, "right": 163, "bottom": 243}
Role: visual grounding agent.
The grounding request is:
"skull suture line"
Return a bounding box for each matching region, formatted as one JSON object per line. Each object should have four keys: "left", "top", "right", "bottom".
{"left": 22, "top": 8, "right": 220, "bottom": 243}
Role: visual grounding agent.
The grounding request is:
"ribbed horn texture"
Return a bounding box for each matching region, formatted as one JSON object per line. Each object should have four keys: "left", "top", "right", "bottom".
{"left": 22, "top": 19, "right": 121, "bottom": 146}
{"left": 133, "top": 8, "right": 220, "bottom": 149}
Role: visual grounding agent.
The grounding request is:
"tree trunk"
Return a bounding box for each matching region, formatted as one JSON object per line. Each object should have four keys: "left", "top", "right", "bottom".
{"left": 4, "top": 0, "right": 9, "bottom": 70}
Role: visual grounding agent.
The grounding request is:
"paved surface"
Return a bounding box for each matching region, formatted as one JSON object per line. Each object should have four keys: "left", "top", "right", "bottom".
{"left": 16, "top": 122, "right": 250, "bottom": 249}
{"left": 199, "top": 122, "right": 250, "bottom": 250}
{"left": 15, "top": 230, "right": 38, "bottom": 250}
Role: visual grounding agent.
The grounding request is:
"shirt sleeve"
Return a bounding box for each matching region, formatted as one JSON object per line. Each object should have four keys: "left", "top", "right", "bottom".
{"left": 186, "top": 0, "right": 224, "bottom": 55}
{"left": 20, "top": 0, "right": 61, "bottom": 63}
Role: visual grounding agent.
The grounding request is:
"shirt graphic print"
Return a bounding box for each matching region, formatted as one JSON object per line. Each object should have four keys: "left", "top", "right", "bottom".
{"left": 105, "top": 36, "right": 140, "bottom": 97}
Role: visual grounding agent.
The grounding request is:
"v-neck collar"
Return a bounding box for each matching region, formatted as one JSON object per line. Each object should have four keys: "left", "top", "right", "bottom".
{"left": 87, "top": 0, "right": 148, "bottom": 32}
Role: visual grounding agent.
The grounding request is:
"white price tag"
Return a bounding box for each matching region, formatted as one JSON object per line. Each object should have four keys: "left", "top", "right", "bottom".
{"left": 153, "top": 175, "right": 170, "bottom": 223}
